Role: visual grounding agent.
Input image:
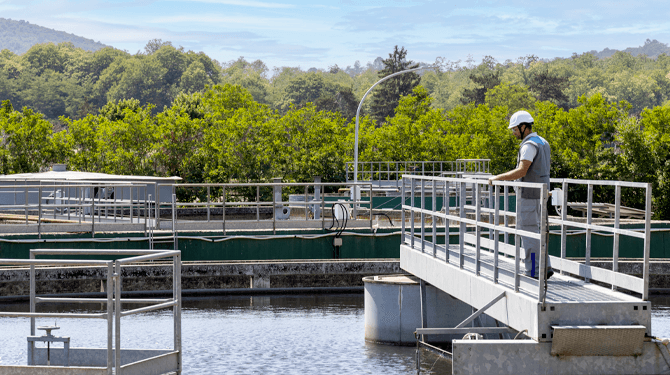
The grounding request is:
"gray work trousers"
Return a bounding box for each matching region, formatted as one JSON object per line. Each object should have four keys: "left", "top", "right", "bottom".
{"left": 517, "top": 196, "right": 541, "bottom": 277}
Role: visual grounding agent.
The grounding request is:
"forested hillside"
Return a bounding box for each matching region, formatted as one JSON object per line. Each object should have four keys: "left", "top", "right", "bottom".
{"left": 1, "top": 40, "right": 670, "bottom": 219}
{"left": 0, "top": 18, "right": 107, "bottom": 54}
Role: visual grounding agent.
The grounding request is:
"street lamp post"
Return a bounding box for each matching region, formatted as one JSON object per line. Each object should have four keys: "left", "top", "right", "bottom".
{"left": 352, "top": 65, "right": 437, "bottom": 197}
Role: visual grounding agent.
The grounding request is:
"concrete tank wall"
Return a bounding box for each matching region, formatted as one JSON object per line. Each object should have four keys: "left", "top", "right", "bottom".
{"left": 363, "top": 275, "right": 472, "bottom": 345}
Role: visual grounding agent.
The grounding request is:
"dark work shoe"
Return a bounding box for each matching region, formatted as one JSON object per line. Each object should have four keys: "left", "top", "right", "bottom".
{"left": 546, "top": 268, "right": 554, "bottom": 280}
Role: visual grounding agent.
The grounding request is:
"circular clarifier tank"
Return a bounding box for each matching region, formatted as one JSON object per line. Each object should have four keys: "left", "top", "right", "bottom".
{"left": 363, "top": 274, "right": 472, "bottom": 345}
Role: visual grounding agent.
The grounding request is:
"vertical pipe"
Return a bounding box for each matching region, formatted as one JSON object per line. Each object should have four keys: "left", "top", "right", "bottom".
{"left": 419, "top": 279, "right": 428, "bottom": 342}
{"left": 107, "top": 262, "right": 113, "bottom": 375}
{"left": 560, "top": 181, "right": 568, "bottom": 275}
{"left": 613, "top": 184, "right": 621, "bottom": 290}
{"left": 585, "top": 184, "right": 593, "bottom": 282}
{"left": 459, "top": 182, "right": 466, "bottom": 269}
{"left": 421, "top": 178, "right": 425, "bottom": 253}
{"left": 475, "top": 182, "right": 481, "bottom": 276}
{"left": 643, "top": 185, "right": 652, "bottom": 300}
{"left": 114, "top": 261, "right": 121, "bottom": 375}
{"left": 305, "top": 185, "right": 309, "bottom": 221}
{"left": 432, "top": 179, "right": 437, "bottom": 258}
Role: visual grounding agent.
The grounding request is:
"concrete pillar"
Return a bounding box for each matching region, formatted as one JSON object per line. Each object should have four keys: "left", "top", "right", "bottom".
{"left": 364, "top": 275, "right": 472, "bottom": 345}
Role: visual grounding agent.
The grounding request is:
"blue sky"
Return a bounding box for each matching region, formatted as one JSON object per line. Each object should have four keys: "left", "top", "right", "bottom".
{"left": 1, "top": 0, "right": 669, "bottom": 69}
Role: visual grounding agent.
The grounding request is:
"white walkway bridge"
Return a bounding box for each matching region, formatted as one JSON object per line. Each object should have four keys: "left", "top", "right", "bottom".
{"left": 399, "top": 175, "right": 669, "bottom": 374}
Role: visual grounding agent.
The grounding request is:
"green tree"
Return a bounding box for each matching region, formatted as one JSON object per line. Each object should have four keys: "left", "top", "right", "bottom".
{"left": 370, "top": 46, "right": 420, "bottom": 124}
{"left": 461, "top": 56, "right": 501, "bottom": 105}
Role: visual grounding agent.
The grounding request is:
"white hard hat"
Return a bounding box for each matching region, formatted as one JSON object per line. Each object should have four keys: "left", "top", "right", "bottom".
{"left": 508, "top": 111, "right": 534, "bottom": 129}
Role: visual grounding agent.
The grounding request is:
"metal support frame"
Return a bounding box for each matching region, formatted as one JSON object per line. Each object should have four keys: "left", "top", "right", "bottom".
{"left": 0, "top": 249, "right": 182, "bottom": 374}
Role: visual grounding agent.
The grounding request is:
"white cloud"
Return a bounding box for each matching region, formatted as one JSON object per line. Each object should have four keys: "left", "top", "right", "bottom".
{"left": 166, "top": 0, "right": 294, "bottom": 8}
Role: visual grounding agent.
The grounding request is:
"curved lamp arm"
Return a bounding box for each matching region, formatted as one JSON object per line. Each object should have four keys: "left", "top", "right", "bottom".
{"left": 353, "top": 65, "right": 437, "bottom": 187}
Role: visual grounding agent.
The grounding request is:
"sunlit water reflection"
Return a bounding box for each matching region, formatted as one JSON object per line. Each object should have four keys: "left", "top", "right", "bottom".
{"left": 2, "top": 293, "right": 669, "bottom": 374}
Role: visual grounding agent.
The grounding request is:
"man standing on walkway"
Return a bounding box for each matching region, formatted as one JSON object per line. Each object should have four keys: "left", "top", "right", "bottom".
{"left": 488, "top": 110, "right": 552, "bottom": 279}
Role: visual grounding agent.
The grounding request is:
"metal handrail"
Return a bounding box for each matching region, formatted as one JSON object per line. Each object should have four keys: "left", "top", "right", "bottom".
{"left": 548, "top": 178, "right": 652, "bottom": 299}
{"left": 0, "top": 182, "right": 152, "bottom": 237}
{"left": 0, "top": 248, "right": 182, "bottom": 374}
{"left": 401, "top": 174, "right": 652, "bottom": 301}
{"left": 345, "top": 159, "right": 491, "bottom": 184}
{"left": 155, "top": 181, "right": 375, "bottom": 235}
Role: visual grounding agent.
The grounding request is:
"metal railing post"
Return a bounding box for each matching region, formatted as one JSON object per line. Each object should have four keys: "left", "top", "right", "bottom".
{"left": 643, "top": 185, "right": 652, "bottom": 300}
{"left": 445, "top": 180, "right": 450, "bottom": 262}
{"left": 538, "top": 185, "right": 548, "bottom": 303}
{"left": 493, "top": 185, "right": 500, "bottom": 284}
{"left": 401, "top": 179, "right": 406, "bottom": 244}
{"left": 421, "top": 178, "right": 425, "bottom": 253}
{"left": 114, "top": 261, "right": 122, "bottom": 375}
{"left": 432, "top": 179, "right": 437, "bottom": 258}
{"left": 410, "top": 178, "right": 415, "bottom": 248}
{"left": 613, "top": 184, "right": 621, "bottom": 290}
{"left": 459, "top": 182, "right": 466, "bottom": 269}
{"left": 560, "top": 181, "right": 568, "bottom": 275}
{"left": 174, "top": 253, "right": 182, "bottom": 373}
{"left": 585, "top": 184, "right": 593, "bottom": 282}
{"left": 107, "top": 262, "right": 114, "bottom": 375}
{"left": 475, "top": 182, "right": 481, "bottom": 276}
{"left": 29, "top": 251, "right": 35, "bottom": 365}
{"left": 37, "top": 186, "right": 42, "bottom": 239}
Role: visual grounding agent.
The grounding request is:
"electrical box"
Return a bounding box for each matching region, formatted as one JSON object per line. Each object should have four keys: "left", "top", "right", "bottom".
{"left": 551, "top": 188, "right": 563, "bottom": 206}
{"left": 333, "top": 238, "right": 342, "bottom": 247}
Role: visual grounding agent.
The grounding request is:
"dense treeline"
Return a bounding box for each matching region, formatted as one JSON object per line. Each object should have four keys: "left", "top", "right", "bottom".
{"left": 1, "top": 41, "right": 670, "bottom": 219}
{"left": 2, "top": 40, "right": 670, "bottom": 123}
{"left": 0, "top": 81, "right": 669, "bottom": 219}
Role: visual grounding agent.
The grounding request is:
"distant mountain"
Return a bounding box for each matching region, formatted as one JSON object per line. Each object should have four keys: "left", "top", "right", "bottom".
{"left": 0, "top": 18, "right": 107, "bottom": 54}
{"left": 587, "top": 39, "right": 670, "bottom": 59}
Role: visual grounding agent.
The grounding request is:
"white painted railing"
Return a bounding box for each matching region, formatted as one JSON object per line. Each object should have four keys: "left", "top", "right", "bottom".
{"left": 400, "top": 175, "right": 652, "bottom": 302}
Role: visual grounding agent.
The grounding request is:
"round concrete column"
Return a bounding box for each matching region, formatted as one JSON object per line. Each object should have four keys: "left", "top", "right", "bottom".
{"left": 363, "top": 274, "right": 472, "bottom": 345}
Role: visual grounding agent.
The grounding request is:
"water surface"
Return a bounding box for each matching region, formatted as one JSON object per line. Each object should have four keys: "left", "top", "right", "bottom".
{"left": 2, "top": 293, "right": 669, "bottom": 374}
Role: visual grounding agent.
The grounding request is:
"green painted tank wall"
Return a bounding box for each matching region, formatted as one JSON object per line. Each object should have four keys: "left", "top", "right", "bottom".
{"left": 0, "top": 222, "right": 668, "bottom": 261}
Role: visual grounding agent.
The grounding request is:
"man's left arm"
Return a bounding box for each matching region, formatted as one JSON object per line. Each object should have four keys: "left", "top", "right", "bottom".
{"left": 488, "top": 160, "right": 532, "bottom": 185}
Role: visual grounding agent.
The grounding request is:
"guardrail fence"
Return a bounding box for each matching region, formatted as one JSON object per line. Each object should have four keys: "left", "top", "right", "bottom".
{"left": 0, "top": 248, "right": 182, "bottom": 374}
{"left": 346, "top": 159, "right": 490, "bottom": 187}
{"left": 401, "top": 175, "right": 652, "bottom": 302}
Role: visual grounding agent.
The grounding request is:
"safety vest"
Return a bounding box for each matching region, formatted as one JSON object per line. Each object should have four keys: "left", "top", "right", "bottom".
{"left": 517, "top": 134, "right": 551, "bottom": 199}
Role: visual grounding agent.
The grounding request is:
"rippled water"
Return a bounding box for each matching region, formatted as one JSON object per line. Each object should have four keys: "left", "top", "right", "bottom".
{"left": 2, "top": 293, "right": 670, "bottom": 374}
{"left": 0, "top": 294, "right": 450, "bottom": 374}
